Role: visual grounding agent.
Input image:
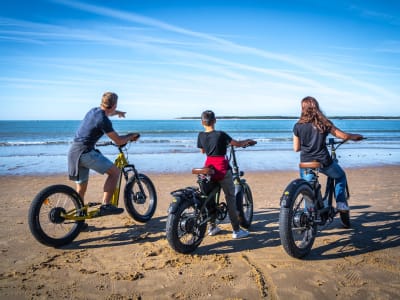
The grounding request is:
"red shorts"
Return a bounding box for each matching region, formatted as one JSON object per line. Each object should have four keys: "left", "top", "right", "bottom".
{"left": 205, "top": 156, "right": 229, "bottom": 181}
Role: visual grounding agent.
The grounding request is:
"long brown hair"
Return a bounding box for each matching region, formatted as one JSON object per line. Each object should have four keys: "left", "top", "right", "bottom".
{"left": 298, "top": 96, "right": 332, "bottom": 133}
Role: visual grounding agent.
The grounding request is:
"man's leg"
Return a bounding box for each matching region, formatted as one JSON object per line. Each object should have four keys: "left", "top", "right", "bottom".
{"left": 76, "top": 181, "right": 88, "bottom": 200}
{"left": 102, "top": 165, "right": 120, "bottom": 205}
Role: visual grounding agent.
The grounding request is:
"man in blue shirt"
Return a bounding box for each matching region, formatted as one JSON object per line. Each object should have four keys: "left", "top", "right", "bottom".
{"left": 68, "top": 92, "right": 139, "bottom": 215}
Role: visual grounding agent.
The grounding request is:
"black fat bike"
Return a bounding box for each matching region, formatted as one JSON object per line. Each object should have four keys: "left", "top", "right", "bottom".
{"left": 166, "top": 142, "right": 256, "bottom": 254}
{"left": 279, "top": 138, "right": 359, "bottom": 258}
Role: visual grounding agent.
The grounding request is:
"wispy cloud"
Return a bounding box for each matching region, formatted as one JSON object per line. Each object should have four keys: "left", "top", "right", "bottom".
{"left": 1, "top": 0, "right": 398, "bottom": 119}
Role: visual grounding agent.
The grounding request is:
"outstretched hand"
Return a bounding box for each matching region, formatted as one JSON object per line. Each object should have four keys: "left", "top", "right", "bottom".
{"left": 114, "top": 110, "right": 126, "bottom": 118}
{"left": 352, "top": 134, "right": 364, "bottom": 141}
{"left": 243, "top": 139, "right": 257, "bottom": 148}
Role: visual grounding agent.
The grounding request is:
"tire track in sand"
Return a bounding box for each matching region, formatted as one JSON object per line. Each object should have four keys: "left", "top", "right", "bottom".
{"left": 241, "top": 254, "right": 277, "bottom": 299}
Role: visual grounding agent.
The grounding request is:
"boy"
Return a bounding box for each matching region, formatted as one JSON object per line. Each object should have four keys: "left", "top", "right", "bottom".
{"left": 197, "top": 110, "right": 255, "bottom": 239}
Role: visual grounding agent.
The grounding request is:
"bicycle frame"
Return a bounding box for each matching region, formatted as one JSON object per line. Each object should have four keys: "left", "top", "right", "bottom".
{"left": 197, "top": 186, "right": 223, "bottom": 226}
{"left": 229, "top": 144, "right": 243, "bottom": 185}
{"left": 301, "top": 138, "right": 350, "bottom": 216}
{"left": 196, "top": 145, "right": 247, "bottom": 225}
{"left": 110, "top": 149, "right": 131, "bottom": 207}
{"left": 62, "top": 144, "right": 135, "bottom": 221}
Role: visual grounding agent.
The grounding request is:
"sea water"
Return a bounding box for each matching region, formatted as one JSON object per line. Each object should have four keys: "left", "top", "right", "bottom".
{"left": 0, "top": 119, "right": 399, "bottom": 175}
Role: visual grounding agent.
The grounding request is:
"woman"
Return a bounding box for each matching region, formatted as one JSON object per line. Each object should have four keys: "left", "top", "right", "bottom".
{"left": 293, "top": 96, "right": 363, "bottom": 211}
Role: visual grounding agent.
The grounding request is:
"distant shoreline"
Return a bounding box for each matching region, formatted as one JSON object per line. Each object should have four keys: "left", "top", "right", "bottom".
{"left": 176, "top": 116, "right": 400, "bottom": 120}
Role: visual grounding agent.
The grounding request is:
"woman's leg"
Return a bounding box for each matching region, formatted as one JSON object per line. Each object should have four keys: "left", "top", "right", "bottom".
{"left": 321, "top": 161, "right": 347, "bottom": 203}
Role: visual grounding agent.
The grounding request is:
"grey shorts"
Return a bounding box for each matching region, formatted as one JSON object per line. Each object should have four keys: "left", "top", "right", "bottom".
{"left": 76, "top": 149, "right": 114, "bottom": 183}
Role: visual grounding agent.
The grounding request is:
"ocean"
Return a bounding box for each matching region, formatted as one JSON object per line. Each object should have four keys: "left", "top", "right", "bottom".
{"left": 0, "top": 119, "right": 399, "bottom": 176}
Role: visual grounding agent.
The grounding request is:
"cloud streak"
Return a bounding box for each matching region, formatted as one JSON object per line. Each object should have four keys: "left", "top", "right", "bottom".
{"left": 50, "top": 0, "right": 397, "bottom": 100}
{"left": 1, "top": 0, "right": 398, "bottom": 119}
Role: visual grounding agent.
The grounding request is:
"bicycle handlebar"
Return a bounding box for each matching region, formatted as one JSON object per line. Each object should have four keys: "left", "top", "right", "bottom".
{"left": 96, "top": 141, "right": 115, "bottom": 147}
{"left": 327, "top": 137, "right": 366, "bottom": 151}
{"left": 95, "top": 133, "right": 141, "bottom": 148}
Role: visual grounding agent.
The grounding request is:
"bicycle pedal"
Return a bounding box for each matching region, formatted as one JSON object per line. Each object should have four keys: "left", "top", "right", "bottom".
{"left": 88, "top": 202, "right": 101, "bottom": 207}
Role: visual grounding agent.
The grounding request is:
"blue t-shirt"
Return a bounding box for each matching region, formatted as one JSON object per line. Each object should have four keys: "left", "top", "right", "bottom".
{"left": 74, "top": 107, "right": 114, "bottom": 148}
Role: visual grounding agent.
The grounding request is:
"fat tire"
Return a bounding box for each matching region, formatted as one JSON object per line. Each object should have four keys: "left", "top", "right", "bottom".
{"left": 28, "top": 184, "right": 84, "bottom": 247}
{"left": 124, "top": 173, "right": 157, "bottom": 222}
{"left": 237, "top": 183, "right": 253, "bottom": 229}
{"left": 339, "top": 211, "right": 351, "bottom": 228}
{"left": 166, "top": 200, "right": 206, "bottom": 254}
{"left": 340, "top": 184, "right": 351, "bottom": 228}
{"left": 279, "top": 182, "right": 316, "bottom": 258}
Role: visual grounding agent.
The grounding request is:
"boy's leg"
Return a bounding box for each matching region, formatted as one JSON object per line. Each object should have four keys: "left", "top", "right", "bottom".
{"left": 219, "top": 170, "right": 240, "bottom": 231}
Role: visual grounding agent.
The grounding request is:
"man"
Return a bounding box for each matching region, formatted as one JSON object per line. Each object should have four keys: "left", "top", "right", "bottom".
{"left": 68, "top": 92, "right": 139, "bottom": 215}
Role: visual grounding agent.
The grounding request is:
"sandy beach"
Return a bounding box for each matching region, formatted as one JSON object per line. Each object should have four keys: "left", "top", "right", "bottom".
{"left": 0, "top": 166, "right": 399, "bottom": 299}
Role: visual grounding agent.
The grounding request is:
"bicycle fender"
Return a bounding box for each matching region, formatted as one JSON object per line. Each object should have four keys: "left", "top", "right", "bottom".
{"left": 168, "top": 188, "right": 197, "bottom": 214}
{"left": 280, "top": 179, "right": 311, "bottom": 208}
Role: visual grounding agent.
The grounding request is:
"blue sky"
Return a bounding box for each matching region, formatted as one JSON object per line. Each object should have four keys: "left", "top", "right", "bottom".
{"left": 1, "top": 0, "right": 399, "bottom": 120}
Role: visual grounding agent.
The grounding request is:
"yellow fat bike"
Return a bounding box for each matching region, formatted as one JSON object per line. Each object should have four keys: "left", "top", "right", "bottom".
{"left": 28, "top": 138, "right": 157, "bottom": 247}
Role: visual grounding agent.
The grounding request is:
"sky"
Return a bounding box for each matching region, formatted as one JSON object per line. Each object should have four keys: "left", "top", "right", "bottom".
{"left": 0, "top": 0, "right": 399, "bottom": 120}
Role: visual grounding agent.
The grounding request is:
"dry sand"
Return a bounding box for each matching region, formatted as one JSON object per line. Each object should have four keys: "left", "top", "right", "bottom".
{"left": 0, "top": 166, "right": 399, "bottom": 299}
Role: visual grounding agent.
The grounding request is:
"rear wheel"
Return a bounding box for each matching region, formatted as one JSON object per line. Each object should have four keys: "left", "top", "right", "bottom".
{"left": 28, "top": 184, "right": 84, "bottom": 247}
{"left": 236, "top": 183, "right": 253, "bottom": 229}
{"left": 279, "top": 181, "right": 317, "bottom": 258}
{"left": 166, "top": 200, "right": 206, "bottom": 254}
{"left": 124, "top": 173, "right": 157, "bottom": 222}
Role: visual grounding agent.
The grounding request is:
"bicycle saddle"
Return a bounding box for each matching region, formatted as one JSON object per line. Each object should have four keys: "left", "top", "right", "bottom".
{"left": 192, "top": 167, "right": 215, "bottom": 175}
{"left": 299, "top": 161, "right": 321, "bottom": 169}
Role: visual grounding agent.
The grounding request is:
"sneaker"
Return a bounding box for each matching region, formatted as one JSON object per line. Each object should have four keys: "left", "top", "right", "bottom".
{"left": 336, "top": 202, "right": 350, "bottom": 212}
{"left": 99, "top": 204, "right": 124, "bottom": 216}
{"left": 232, "top": 229, "right": 249, "bottom": 239}
{"left": 208, "top": 225, "right": 221, "bottom": 236}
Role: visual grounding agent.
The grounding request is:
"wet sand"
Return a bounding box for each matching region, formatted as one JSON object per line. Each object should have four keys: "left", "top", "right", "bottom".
{"left": 0, "top": 166, "right": 399, "bottom": 299}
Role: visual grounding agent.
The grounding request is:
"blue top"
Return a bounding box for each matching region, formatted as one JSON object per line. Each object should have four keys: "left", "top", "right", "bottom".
{"left": 68, "top": 107, "right": 115, "bottom": 180}
{"left": 73, "top": 107, "right": 114, "bottom": 148}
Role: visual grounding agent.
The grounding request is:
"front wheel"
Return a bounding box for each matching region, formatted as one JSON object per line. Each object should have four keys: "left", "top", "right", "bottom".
{"left": 166, "top": 200, "right": 207, "bottom": 254}
{"left": 28, "top": 184, "right": 85, "bottom": 247}
{"left": 339, "top": 184, "right": 351, "bottom": 228}
{"left": 339, "top": 211, "right": 350, "bottom": 228}
{"left": 124, "top": 173, "right": 157, "bottom": 222}
{"left": 236, "top": 183, "right": 253, "bottom": 229}
{"left": 279, "top": 180, "right": 317, "bottom": 258}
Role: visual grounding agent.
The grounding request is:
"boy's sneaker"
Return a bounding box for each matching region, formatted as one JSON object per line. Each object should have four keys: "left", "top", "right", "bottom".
{"left": 99, "top": 204, "right": 124, "bottom": 216}
{"left": 232, "top": 229, "right": 249, "bottom": 239}
{"left": 336, "top": 202, "right": 350, "bottom": 212}
{"left": 208, "top": 225, "right": 221, "bottom": 236}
